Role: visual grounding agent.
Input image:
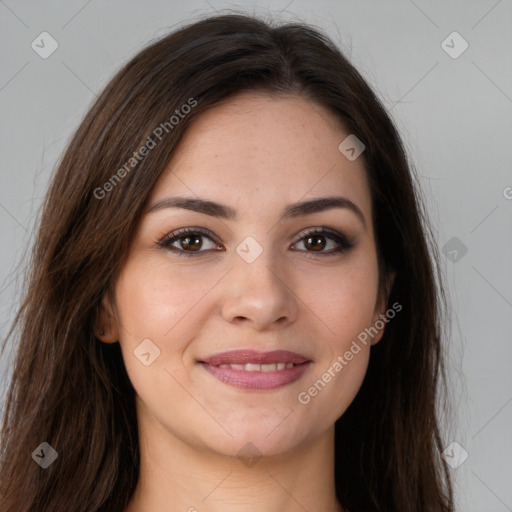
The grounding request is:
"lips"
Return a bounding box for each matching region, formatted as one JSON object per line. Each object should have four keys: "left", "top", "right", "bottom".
{"left": 198, "top": 350, "right": 312, "bottom": 390}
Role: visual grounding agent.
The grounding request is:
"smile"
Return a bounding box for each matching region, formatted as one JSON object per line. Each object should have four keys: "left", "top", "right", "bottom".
{"left": 198, "top": 349, "right": 312, "bottom": 390}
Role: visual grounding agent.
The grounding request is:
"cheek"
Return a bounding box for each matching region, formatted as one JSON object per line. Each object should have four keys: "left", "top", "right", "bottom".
{"left": 292, "top": 252, "right": 378, "bottom": 420}
{"left": 112, "top": 256, "right": 227, "bottom": 400}
{"left": 114, "top": 256, "right": 219, "bottom": 341}
{"left": 111, "top": 258, "right": 214, "bottom": 411}
{"left": 295, "top": 269, "right": 376, "bottom": 423}
{"left": 295, "top": 251, "right": 380, "bottom": 348}
{"left": 298, "top": 347, "right": 370, "bottom": 429}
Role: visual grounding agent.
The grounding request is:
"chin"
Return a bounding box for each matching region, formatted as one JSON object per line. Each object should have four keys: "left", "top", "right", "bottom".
{"left": 209, "top": 433, "right": 301, "bottom": 461}
{"left": 193, "top": 413, "right": 316, "bottom": 460}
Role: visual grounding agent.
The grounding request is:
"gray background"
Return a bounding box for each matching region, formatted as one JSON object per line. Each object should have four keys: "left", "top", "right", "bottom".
{"left": 1, "top": 1, "right": 511, "bottom": 510}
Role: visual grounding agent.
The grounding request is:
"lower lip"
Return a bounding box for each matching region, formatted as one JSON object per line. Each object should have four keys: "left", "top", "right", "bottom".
{"left": 200, "top": 362, "right": 312, "bottom": 390}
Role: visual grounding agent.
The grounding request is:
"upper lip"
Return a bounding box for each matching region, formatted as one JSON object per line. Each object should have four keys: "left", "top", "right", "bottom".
{"left": 199, "top": 349, "right": 311, "bottom": 366}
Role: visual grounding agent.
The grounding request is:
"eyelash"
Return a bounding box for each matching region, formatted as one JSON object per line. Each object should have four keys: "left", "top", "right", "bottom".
{"left": 157, "top": 226, "right": 355, "bottom": 258}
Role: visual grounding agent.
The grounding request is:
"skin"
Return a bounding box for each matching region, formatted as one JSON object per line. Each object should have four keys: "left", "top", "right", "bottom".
{"left": 97, "top": 92, "right": 394, "bottom": 512}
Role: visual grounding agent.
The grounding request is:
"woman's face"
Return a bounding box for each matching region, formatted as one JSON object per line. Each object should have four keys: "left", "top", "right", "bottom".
{"left": 101, "top": 93, "right": 391, "bottom": 458}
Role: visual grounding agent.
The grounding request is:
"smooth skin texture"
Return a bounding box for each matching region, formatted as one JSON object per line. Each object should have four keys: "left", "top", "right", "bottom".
{"left": 97, "top": 93, "right": 393, "bottom": 512}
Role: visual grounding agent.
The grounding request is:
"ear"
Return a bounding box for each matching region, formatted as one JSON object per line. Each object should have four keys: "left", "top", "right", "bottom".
{"left": 94, "top": 292, "right": 119, "bottom": 344}
{"left": 370, "top": 270, "right": 396, "bottom": 346}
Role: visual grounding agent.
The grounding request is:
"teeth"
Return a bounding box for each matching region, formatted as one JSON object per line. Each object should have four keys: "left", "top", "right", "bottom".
{"left": 217, "top": 362, "right": 296, "bottom": 371}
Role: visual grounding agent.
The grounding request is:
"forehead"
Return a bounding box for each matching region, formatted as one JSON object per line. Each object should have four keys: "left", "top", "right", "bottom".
{"left": 150, "top": 93, "right": 372, "bottom": 222}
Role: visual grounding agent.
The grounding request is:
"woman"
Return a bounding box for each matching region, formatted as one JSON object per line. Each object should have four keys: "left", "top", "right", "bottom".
{"left": 0, "top": 13, "right": 453, "bottom": 512}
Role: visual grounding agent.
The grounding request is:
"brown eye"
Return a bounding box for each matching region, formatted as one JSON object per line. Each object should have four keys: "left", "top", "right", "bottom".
{"left": 158, "top": 227, "right": 222, "bottom": 257}
{"left": 180, "top": 235, "right": 203, "bottom": 251}
{"left": 293, "top": 227, "right": 355, "bottom": 256}
{"left": 304, "top": 236, "right": 327, "bottom": 252}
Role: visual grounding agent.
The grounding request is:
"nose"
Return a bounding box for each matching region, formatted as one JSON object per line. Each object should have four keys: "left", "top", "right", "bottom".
{"left": 220, "top": 247, "right": 299, "bottom": 331}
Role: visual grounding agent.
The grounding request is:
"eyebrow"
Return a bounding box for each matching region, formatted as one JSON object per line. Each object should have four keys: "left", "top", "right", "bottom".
{"left": 146, "top": 195, "right": 366, "bottom": 228}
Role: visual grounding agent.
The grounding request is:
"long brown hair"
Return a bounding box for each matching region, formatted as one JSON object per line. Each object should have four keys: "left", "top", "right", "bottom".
{"left": 0, "top": 13, "right": 453, "bottom": 511}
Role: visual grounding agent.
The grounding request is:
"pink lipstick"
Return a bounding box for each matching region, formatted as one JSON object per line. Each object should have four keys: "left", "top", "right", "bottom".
{"left": 198, "top": 349, "right": 312, "bottom": 390}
